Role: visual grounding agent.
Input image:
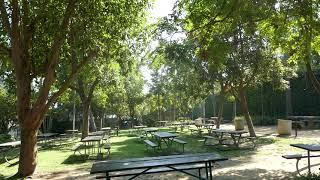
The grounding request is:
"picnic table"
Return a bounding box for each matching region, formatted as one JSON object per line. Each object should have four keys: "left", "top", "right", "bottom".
{"left": 90, "top": 153, "right": 228, "bottom": 180}
{"left": 0, "top": 141, "right": 21, "bottom": 164}
{"left": 209, "top": 129, "right": 248, "bottom": 147}
{"left": 154, "top": 132, "right": 177, "bottom": 149}
{"left": 37, "top": 133, "right": 59, "bottom": 145}
{"left": 89, "top": 131, "right": 105, "bottom": 136}
{"left": 290, "top": 144, "right": 320, "bottom": 174}
{"left": 288, "top": 116, "right": 320, "bottom": 137}
{"left": 203, "top": 124, "right": 215, "bottom": 134}
{"left": 157, "top": 121, "right": 168, "bottom": 127}
{"left": 81, "top": 135, "right": 104, "bottom": 156}
{"left": 66, "top": 129, "right": 78, "bottom": 133}
{"left": 144, "top": 128, "right": 158, "bottom": 137}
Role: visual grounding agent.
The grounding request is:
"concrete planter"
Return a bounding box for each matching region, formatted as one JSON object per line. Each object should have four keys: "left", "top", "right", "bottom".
{"left": 277, "top": 119, "right": 292, "bottom": 135}
{"left": 234, "top": 118, "right": 245, "bottom": 131}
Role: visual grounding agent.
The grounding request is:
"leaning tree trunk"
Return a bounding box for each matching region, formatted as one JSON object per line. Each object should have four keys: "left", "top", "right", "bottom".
{"left": 305, "top": 60, "right": 320, "bottom": 95}
{"left": 238, "top": 87, "right": 256, "bottom": 137}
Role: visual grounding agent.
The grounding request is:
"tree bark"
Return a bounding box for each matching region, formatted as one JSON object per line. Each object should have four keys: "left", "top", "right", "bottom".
{"left": 89, "top": 105, "right": 97, "bottom": 132}
{"left": 305, "top": 60, "right": 320, "bottom": 95}
{"left": 18, "top": 126, "right": 38, "bottom": 177}
{"left": 216, "top": 95, "right": 224, "bottom": 129}
{"left": 81, "top": 102, "right": 90, "bottom": 139}
{"left": 238, "top": 87, "right": 256, "bottom": 137}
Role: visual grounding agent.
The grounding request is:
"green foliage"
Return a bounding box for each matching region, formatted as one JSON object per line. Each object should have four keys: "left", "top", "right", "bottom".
{"left": 0, "top": 134, "right": 12, "bottom": 143}
{"left": 0, "top": 86, "right": 16, "bottom": 133}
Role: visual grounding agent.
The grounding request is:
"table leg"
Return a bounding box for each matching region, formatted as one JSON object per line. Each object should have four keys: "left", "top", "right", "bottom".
{"left": 205, "top": 162, "right": 208, "bottom": 178}
{"left": 308, "top": 150, "right": 311, "bottom": 174}
{"left": 209, "top": 161, "right": 213, "bottom": 180}
{"left": 295, "top": 120, "right": 298, "bottom": 138}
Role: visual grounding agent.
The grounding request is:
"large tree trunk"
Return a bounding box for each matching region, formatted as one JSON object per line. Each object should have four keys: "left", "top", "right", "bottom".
{"left": 216, "top": 95, "right": 224, "bottom": 129}
{"left": 238, "top": 87, "right": 256, "bottom": 137}
{"left": 18, "top": 127, "right": 38, "bottom": 177}
{"left": 81, "top": 102, "right": 90, "bottom": 139}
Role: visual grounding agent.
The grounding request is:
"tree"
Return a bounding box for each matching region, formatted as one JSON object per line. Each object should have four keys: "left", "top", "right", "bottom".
{"left": 0, "top": 0, "right": 150, "bottom": 177}
{"left": 169, "top": 0, "right": 295, "bottom": 136}
{"left": 261, "top": 1, "right": 320, "bottom": 94}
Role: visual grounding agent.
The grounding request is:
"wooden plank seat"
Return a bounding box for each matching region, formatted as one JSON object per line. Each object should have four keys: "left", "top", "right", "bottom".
{"left": 143, "top": 140, "right": 158, "bottom": 151}
{"left": 95, "top": 163, "right": 207, "bottom": 179}
{"left": 282, "top": 154, "right": 320, "bottom": 175}
{"left": 72, "top": 144, "right": 84, "bottom": 155}
{"left": 173, "top": 138, "right": 187, "bottom": 153}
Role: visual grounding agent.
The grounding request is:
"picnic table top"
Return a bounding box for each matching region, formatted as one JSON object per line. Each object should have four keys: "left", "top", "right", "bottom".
{"left": 291, "top": 144, "right": 320, "bottom": 151}
{"left": 133, "top": 125, "right": 147, "bottom": 129}
{"left": 154, "top": 132, "right": 177, "bottom": 138}
{"left": 287, "top": 116, "right": 320, "bottom": 120}
{"left": 0, "top": 141, "right": 21, "bottom": 148}
{"left": 90, "top": 153, "right": 228, "bottom": 174}
{"left": 203, "top": 124, "right": 215, "bottom": 127}
{"left": 66, "top": 129, "right": 78, "bottom": 133}
{"left": 101, "top": 127, "right": 111, "bottom": 130}
{"left": 88, "top": 131, "right": 105, "bottom": 136}
{"left": 144, "top": 128, "right": 158, "bottom": 132}
{"left": 211, "top": 129, "right": 248, "bottom": 134}
{"left": 81, "top": 135, "right": 103, "bottom": 142}
{"left": 38, "top": 133, "right": 59, "bottom": 138}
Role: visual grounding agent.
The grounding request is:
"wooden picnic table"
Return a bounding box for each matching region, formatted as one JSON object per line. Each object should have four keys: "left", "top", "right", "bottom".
{"left": 37, "top": 133, "right": 59, "bottom": 145}
{"left": 101, "top": 127, "right": 111, "bottom": 131}
{"left": 157, "top": 121, "right": 168, "bottom": 127}
{"left": 290, "top": 144, "right": 320, "bottom": 174}
{"left": 154, "top": 132, "right": 177, "bottom": 149}
{"left": 90, "top": 153, "right": 228, "bottom": 180}
{"left": 88, "top": 131, "right": 105, "bottom": 136}
{"left": 210, "top": 129, "right": 248, "bottom": 147}
{"left": 288, "top": 116, "right": 320, "bottom": 137}
{"left": 66, "top": 129, "right": 78, "bottom": 133}
{"left": 81, "top": 135, "right": 104, "bottom": 155}
{"left": 0, "top": 141, "right": 21, "bottom": 164}
{"left": 144, "top": 128, "right": 158, "bottom": 137}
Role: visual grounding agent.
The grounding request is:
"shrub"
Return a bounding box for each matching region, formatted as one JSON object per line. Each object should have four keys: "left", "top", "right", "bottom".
{"left": 0, "top": 134, "right": 12, "bottom": 143}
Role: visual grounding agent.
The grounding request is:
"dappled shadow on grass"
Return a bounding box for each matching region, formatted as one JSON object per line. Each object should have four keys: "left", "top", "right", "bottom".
{"left": 214, "top": 168, "right": 294, "bottom": 180}
{"left": 33, "top": 166, "right": 95, "bottom": 180}
{"left": 62, "top": 154, "right": 89, "bottom": 164}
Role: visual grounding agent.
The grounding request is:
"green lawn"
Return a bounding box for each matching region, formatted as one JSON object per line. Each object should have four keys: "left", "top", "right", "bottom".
{"left": 0, "top": 127, "right": 311, "bottom": 179}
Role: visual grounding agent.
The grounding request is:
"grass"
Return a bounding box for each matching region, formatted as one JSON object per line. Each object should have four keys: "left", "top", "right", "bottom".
{"left": 0, "top": 126, "right": 314, "bottom": 179}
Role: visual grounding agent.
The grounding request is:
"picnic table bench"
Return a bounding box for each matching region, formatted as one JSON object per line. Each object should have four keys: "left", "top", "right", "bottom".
{"left": 173, "top": 138, "right": 187, "bottom": 153}
{"left": 90, "top": 153, "right": 228, "bottom": 180}
{"left": 283, "top": 144, "right": 320, "bottom": 175}
{"left": 143, "top": 139, "right": 158, "bottom": 152}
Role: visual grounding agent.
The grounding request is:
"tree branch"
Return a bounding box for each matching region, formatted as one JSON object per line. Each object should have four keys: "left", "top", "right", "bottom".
{"left": 11, "top": 0, "right": 20, "bottom": 39}
{"left": 0, "top": 0, "right": 11, "bottom": 36}
{"left": 189, "top": 0, "right": 239, "bottom": 34}
{"left": 34, "top": 0, "right": 77, "bottom": 110}
{"left": 44, "top": 58, "right": 89, "bottom": 113}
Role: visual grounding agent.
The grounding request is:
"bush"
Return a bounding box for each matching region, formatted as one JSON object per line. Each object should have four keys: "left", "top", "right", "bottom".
{"left": 0, "top": 134, "right": 12, "bottom": 143}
